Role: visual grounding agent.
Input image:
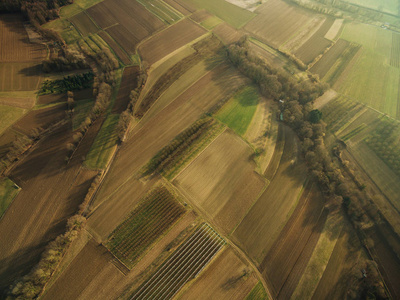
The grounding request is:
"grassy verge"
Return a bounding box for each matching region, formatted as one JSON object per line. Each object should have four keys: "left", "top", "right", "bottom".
{"left": 59, "top": 0, "right": 105, "bottom": 18}
{"left": 215, "top": 86, "right": 259, "bottom": 136}
{"left": 0, "top": 178, "right": 20, "bottom": 218}
{"left": 73, "top": 99, "right": 94, "bottom": 130}
{"left": 84, "top": 114, "right": 119, "bottom": 170}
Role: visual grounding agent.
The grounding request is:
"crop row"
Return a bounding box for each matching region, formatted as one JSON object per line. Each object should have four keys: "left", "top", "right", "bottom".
{"left": 390, "top": 32, "right": 400, "bottom": 68}
{"left": 321, "top": 96, "right": 364, "bottom": 133}
{"left": 132, "top": 223, "right": 225, "bottom": 299}
{"left": 107, "top": 186, "right": 185, "bottom": 268}
{"left": 144, "top": 117, "right": 214, "bottom": 175}
{"left": 364, "top": 117, "right": 400, "bottom": 176}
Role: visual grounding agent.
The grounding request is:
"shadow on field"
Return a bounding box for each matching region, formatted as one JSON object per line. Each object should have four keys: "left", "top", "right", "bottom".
{"left": 17, "top": 63, "right": 43, "bottom": 77}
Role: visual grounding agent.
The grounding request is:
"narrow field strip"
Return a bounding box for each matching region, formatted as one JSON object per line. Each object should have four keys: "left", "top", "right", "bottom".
{"left": 132, "top": 223, "right": 225, "bottom": 299}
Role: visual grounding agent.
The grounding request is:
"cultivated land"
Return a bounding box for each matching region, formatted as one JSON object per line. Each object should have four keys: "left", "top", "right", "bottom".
{"left": 179, "top": 246, "right": 259, "bottom": 299}
{"left": 215, "top": 86, "right": 259, "bottom": 136}
{"left": 174, "top": 130, "right": 267, "bottom": 233}
{"left": 233, "top": 125, "right": 307, "bottom": 263}
{"left": 342, "top": 0, "right": 399, "bottom": 16}
{"left": 138, "top": 18, "right": 207, "bottom": 65}
{"left": 245, "top": 0, "right": 317, "bottom": 49}
{"left": 3, "top": 0, "right": 400, "bottom": 298}
{"left": 336, "top": 22, "right": 400, "bottom": 118}
{"left": 182, "top": 0, "right": 255, "bottom": 28}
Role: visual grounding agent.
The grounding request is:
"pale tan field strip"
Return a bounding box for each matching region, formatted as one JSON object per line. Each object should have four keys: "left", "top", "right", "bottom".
{"left": 131, "top": 223, "right": 225, "bottom": 299}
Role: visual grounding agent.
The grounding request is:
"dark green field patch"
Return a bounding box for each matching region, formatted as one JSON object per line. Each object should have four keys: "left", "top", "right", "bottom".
{"left": 106, "top": 186, "right": 186, "bottom": 268}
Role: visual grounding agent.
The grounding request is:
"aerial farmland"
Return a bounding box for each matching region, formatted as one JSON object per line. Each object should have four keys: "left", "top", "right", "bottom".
{"left": 0, "top": 0, "right": 399, "bottom": 299}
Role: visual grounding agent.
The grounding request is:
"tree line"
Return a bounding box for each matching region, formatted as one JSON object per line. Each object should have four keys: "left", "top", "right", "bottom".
{"left": 227, "top": 37, "right": 388, "bottom": 299}
{"left": 39, "top": 71, "right": 94, "bottom": 95}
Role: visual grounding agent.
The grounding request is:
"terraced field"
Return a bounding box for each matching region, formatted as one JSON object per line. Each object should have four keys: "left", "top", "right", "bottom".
{"left": 107, "top": 186, "right": 185, "bottom": 268}
{"left": 132, "top": 223, "right": 225, "bottom": 299}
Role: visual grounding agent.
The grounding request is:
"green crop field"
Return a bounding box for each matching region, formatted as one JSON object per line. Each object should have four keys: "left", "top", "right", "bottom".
{"left": 84, "top": 114, "right": 119, "bottom": 170}
{"left": 182, "top": 0, "right": 255, "bottom": 28}
{"left": 342, "top": 0, "right": 399, "bottom": 16}
{"left": 0, "top": 105, "right": 25, "bottom": 135}
{"left": 216, "top": 86, "right": 259, "bottom": 136}
{"left": 0, "top": 178, "right": 20, "bottom": 218}
{"left": 107, "top": 186, "right": 185, "bottom": 268}
{"left": 201, "top": 15, "right": 223, "bottom": 30}
{"left": 337, "top": 22, "right": 400, "bottom": 118}
{"left": 245, "top": 282, "right": 268, "bottom": 300}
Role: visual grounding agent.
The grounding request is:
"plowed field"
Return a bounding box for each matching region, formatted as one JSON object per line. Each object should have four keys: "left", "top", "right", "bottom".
{"left": 138, "top": 18, "right": 207, "bottom": 65}
{"left": 69, "top": 11, "right": 99, "bottom": 36}
{"left": 112, "top": 66, "right": 140, "bottom": 113}
{"left": 98, "top": 31, "right": 131, "bottom": 65}
{"left": 245, "top": 0, "right": 315, "bottom": 48}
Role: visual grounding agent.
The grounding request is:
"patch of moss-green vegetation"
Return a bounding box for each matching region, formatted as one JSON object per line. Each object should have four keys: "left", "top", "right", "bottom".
{"left": 0, "top": 178, "right": 20, "bottom": 218}
{"left": 84, "top": 114, "right": 119, "bottom": 170}
{"left": 216, "top": 86, "right": 259, "bottom": 136}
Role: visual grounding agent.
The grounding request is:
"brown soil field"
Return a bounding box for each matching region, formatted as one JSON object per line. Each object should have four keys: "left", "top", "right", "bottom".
{"left": 191, "top": 9, "right": 213, "bottom": 23}
{"left": 105, "top": 25, "right": 140, "bottom": 55}
{"left": 179, "top": 247, "right": 259, "bottom": 299}
{"left": 264, "top": 122, "right": 285, "bottom": 181}
{"left": 46, "top": 213, "right": 197, "bottom": 299}
{"left": 312, "top": 224, "right": 363, "bottom": 300}
{"left": 138, "top": 18, "right": 207, "bottom": 65}
{"left": 69, "top": 11, "right": 99, "bottom": 36}
{"left": 87, "top": 0, "right": 164, "bottom": 54}
{"left": 213, "top": 22, "right": 244, "bottom": 45}
{"left": 233, "top": 125, "right": 308, "bottom": 263}
{"left": 0, "top": 96, "right": 35, "bottom": 109}
{"left": 12, "top": 103, "right": 66, "bottom": 134}
{"left": 132, "top": 223, "right": 225, "bottom": 299}
{"left": 42, "top": 239, "right": 122, "bottom": 300}
{"left": 98, "top": 31, "right": 131, "bottom": 65}
{"left": 112, "top": 66, "right": 140, "bottom": 114}
{"left": 174, "top": 130, "right": 267, "bottom": 234}
{"left": 294, "top": 18, "right": 334, "bottom": 65}
{"left": 0, "top": 128, "right": 23, "bottom": 160}
{"left": 93, "top": 64, "right": 246, "bottom": 208}
{"left": 259, "top": 181, "right": 325, "bottom": 298}
{"left": 74, "top": 88, "right": 93, "bottom": 101}
{"left": 367, "top": 225, "right": 400, "bottom": 299}
{"left": 0, "top": 123, "right": 98, "bottom": 291}
{"left": 0, "top": 62, "right": 42, "bottom": 91}
{"left": 163, "top": 0, "right": 196, "bottom": 15}
{"left": 310, "top": 39, "right": 350, "bottom": 79}
{"left": 245, "top": 0, "right": 315, "bottom": 48}
{"left": 0, "top": 14, "right": 46, "bottom": 62}
{"left": 37, "top": 93, "right": 67, "bottom": 105}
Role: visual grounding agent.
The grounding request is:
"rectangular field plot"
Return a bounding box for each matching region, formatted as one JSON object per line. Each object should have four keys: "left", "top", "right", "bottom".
{"left": 0, "top": 63, "right": 42, "bottom": 91}
{"left": 131, "top": 223, "right": 225, "bottom": 299}
{"left": 0, "top": 14, "right": 46, "bottom": 62}
{"left": 179, "top": 247, "right": 260, "bottom": 300}
{"left": 174, "top": 130, "right": 267, "bottom": 233}
{"left": 294, "top": 18, "right": 334, "bottom": 65}
{"left": 215, "top": 86, "right": 259, "bottom": 136}
{"left": 98, "top": 32, "right": 131, "bottom": 65}
{"left": 182, "top": 0, "right": 255, "bottom": 28}
{"left": 310, "top": 39, "right": 360, "bottom": 84}
{"left": 106, "top": 186, "right": 186, "bottom": 268}
{"left": 245, "top": 0, "right": 315, "bottom": 48}
{"left": 337, "top": 22, "right": 400, "bottom": 118}
{"left": 163, "top": 0, "right": 196, "bottom": 15}
{"left": 69, "top": 11, "right": 99, "bottom": 36}
{"left": 137, "top": 0, "right": 182, "bottom": 24}
{"left": 138, "top": 18, "right": 207, "bottom": 65}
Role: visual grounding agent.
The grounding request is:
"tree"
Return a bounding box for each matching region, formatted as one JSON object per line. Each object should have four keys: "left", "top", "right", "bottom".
{"left": 309, "top": 109, "right": 323, "bottom": 123}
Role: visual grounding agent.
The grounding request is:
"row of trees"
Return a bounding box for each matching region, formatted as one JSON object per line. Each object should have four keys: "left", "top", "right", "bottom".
{"left": 39, "top": 71, "right": 94, "bottom": 95}
{"left": 227, "top": 38, "right": 389, "bottom": 299}
{"left": 144, "top": 117, "right": 214, "bottom": 176}
{"left": 42, "top": 49, "right": 89, "bottom": 73}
